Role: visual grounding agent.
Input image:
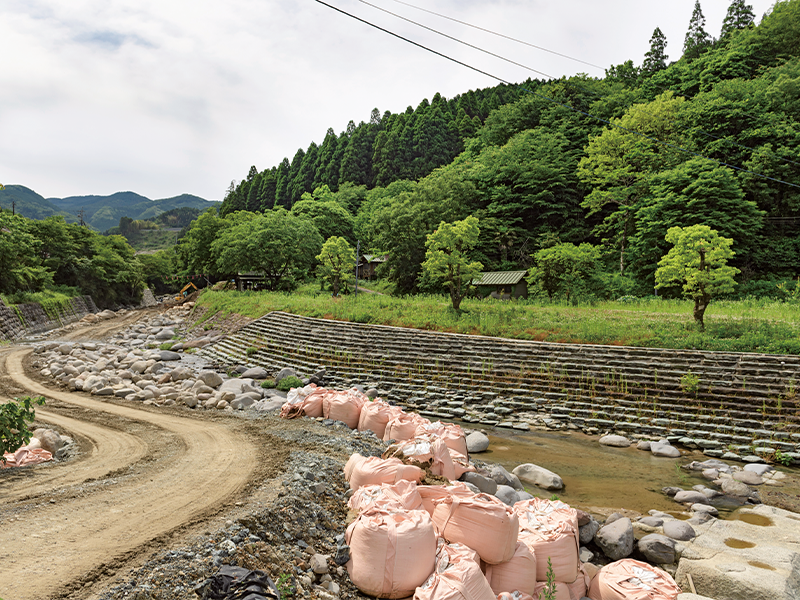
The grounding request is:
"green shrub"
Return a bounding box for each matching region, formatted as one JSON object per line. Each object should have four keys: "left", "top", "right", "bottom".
{"left": 277, "top": 376, "right": 304, "bottom": 391}
{"left": 246, "top": 346, "right": 258, "bottom": 356}
{"left": 1, "top": 396, "right": 45, "bottom": 461}
{"left": 260, "top": 379, "right": 277, "bottom": 389}
{"left": 159, "top": 342, "right": 175, "bottom": 350}
{"left": 680, "top": 370, "right": 700, "bottom": 396}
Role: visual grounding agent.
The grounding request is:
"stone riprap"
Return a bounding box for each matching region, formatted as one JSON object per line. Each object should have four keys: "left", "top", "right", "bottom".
{"left": 0, "top": 295, "right": 98, "bottom": 340}
{"left": 197, "top": 311, "right": 800, "bottom": 465}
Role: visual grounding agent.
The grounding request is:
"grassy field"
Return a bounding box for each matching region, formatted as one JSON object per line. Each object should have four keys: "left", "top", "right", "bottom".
{"left": 194, "top": 289, "right": 800, "bottom": 355}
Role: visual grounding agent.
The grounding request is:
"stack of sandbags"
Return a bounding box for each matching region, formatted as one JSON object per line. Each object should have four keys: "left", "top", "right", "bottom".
{"left": 348, "top": 480, "right": 424, "bottom": 513}
{"left": 358, "top": 399, "right": 400, "bottom": 438}
{"left": 385, "top": 436, "right": 457, "bottom": 480}
{"left": 431, "top": 492, "right": 519, "bottom": 565}
{"left": 483, "top": 540, "right": 537, "bottom": 597}
{"left": 514, "top": 498, "right": 581, "bottom": 596}
{"left": 414, "top": 541, "right": 496, "bottom": 600}
{"left": 418, "top": 482, "right": 475, "bottom": 515}
{"left": 344, "top": 453, "right": 425, "bottom": 491}
{"left": 587, "top": 559, "right": 680, "bottom": 600}
{"left": 322, "top": 388, "right": 367, "bottom": 429}
{"left": 279, "top": 383, "right": 324, "bottom": 418}
{"left": 416, "top": 421, "right": 469, "bottom": 456}
{"left": 346, "top": 506, "right": 438, "bottom": 598}
{"left": 385, "top": 411, "right": 430, "bottom": 442}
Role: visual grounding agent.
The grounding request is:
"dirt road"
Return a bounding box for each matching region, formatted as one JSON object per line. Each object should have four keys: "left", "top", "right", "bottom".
{"left": 0, "top": 316, "right": 269, "bottom": 600}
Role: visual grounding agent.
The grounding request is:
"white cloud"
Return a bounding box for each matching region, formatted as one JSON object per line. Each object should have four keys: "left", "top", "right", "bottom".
{"left": 0, "top": 0, "right": 776, "bottom": 200}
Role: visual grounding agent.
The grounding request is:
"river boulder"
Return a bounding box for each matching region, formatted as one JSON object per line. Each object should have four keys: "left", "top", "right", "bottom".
{"left": 599, "top": 435, "right": 631, "bottom": 447}
{"left": 512, "top": 463, "right": 564, "bottom": 490}
{"left": 595, "top": 517, "right": 633, "bottom": 560}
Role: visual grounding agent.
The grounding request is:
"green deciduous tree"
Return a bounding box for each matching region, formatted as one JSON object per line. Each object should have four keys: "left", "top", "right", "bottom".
{"left": 421, "top": 215, "right": 483, "bottom": 311}
{"left": 655, "top": 225, "right": 739, "bottom": 328}
{"left": 213, "top": 209, "right": 323, "bottom": 291}
{"left": 290, "top": 195, "right": 355, "bottom": 243}
{"left": 527, "top": 243, "right": 602, "bottom": 301}
{"left": 316, "top": 236, "right": 355, "bottom": 296}
{"left": 0, "top": 211, "right": 52, "bottom": 294}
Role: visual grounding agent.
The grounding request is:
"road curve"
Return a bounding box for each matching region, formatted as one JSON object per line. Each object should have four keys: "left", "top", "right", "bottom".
{"left": 0, "top": 347, "right": 259, "bottom": 600}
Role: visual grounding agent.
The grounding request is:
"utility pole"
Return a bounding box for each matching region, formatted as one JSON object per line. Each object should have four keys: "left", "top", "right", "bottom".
{"left": 354, "top": 240, "right": 360, "bottom": 299}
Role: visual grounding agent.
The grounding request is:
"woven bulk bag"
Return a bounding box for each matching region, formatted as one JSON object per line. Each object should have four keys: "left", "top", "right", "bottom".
{"left": 323, "top": 389, "right": 367, "bottom": 429}
{"left": 344, "top": 453, "right": 366, "bottom": 482}
{"left": 280, "top": 384, "right": 322, "bottom": 418}
{"left": 449, "top": 450, "right": 475, "bottom": 479}
{"left": 566, "top": 565, "right": 591, "bottom": 600}
{"left": 349, "top": 480, "right": 424, "bottom": 513}
{"left": 533, "top": 581, "right": 571, "bottom": 600}
{"left": 515, "top": 499, "right": 579, "bottom": 583}
{"left": 385, "top": 437, "right": 457, "bottom": 481}
{"left": 347, "top": 507, "right": 437, "bottom": 599}
{"left": 347, "top": 456, "right": 425, "bottom": 491}
{"left": 358, "top": 400, "right": 399, "bottom": 438}
{"left": 385, "top": 412, "right": 430, "bottom": 442}
{"left": 414, "top": 542, "right": 495, "bottom": 600}
{"left": 416, "top": 421, "right": 469, "bottom": 456}
{"left": 432, "top": 493, "right": 519, "bottom": 564}
{"left": 496, "top": 592, "right": 533, "bottom": 600}
{"left": 587, "top": 559, "right": 680, "bottom": 600}
{"left": 418, "top": 482, "right": 474, "bottom": 516}
{"left": 484, "top": 541, "right": 537, "bottom": 596}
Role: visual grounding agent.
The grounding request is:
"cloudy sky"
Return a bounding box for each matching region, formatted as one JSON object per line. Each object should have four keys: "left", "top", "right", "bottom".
{"left": 0, "top": 0, "right": 775, "bottom": 201}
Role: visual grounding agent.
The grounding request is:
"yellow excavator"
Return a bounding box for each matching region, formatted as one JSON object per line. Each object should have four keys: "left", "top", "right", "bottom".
{"left": 174, "top": 282, "right": 198, "bottom": 301}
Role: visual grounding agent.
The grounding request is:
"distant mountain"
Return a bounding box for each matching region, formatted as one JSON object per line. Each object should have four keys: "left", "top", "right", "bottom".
{"left": 0, "top": 185, "right": 78, "bottom": 222}
{"left": 0, "top": 185, "right": 220, "bottom": 231}
{"left": 50, "top": 191, "right": 220, "bottom": 231}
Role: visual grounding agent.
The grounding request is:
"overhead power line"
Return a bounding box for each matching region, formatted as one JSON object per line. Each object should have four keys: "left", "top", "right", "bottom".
{"left": 313, "top": 0, "right": 800, "bottom": 191}
{"left": 384, "top": 0, "right": 605, "bottom": 71}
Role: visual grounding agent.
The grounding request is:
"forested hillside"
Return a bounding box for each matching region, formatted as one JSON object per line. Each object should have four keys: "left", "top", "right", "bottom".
{"left": 213, "top": 0, "right": 800, "bottom": 298}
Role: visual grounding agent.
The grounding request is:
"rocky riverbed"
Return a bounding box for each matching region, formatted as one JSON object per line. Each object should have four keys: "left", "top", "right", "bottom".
{"left": 12, "top": 303, "right": 800, "bottom": 600}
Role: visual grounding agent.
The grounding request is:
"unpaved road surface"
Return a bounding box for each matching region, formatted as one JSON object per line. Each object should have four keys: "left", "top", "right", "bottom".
{"left": 0, "top": 314, "right": 282, "bottom": 600}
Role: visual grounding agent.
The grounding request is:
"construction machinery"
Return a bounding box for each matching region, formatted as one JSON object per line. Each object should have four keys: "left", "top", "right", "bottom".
{"left": 174, "top": 282, "right": 198, "bottom": 300}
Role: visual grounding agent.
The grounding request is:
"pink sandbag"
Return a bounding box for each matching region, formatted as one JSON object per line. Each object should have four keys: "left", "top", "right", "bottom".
{"left": 1, "top": 447, "right": 53, "bottom": 468}
{"left": 386, "top": 437, "right": 457, "bottom": 480}
{"left": 418, "top": 482, "right": 475, "bottom": 516}
{"left": 417, "top": 421, "right": 469, "bottom": 456}
{"left": 414, "top": 541, "right": 496, "bottom": 600}
{"left": 515, "top": 499, "right": 579, "bottom": 583}
{"left": 347, "top": 455, "right": 425, "bottom": 491}
{"left": 587, "top": 559, "right": 680, "bottom": 600}
{"left": 385, "top": 411, "right": 430, "bottom": 442}
{"left": 533, "top": 582, "right": 572, "bottom": 600}
{"left": 484, "top": 541, "right": 537, "bottom": 596}
{"left": 432, "top": 492, "right": 519, "bottom": 564}
{"left": 347, "top": 506, "right": 437, "bottom": 599}
{"left": 497, "top": 593, "right": 533, "bottom": 600}
{"left": 449, "top": 450, "right": 475, "bottom": 479}
{"left": 280, "top": 383, "right": 324, "bottom": 418}
{"left": 323, "top": 388, "right": 367, "bottom": 429}
{"left": 349, "top": 480, "right": 424, "bottom": 513}
{"left": 567, "top": 565, "right": 590, "bottom": 600}
{"left": 358, "top": 399, "right": 400, "bottom": 438}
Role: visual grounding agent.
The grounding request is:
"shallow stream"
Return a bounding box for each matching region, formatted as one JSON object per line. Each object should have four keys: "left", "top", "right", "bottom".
{"left": 472, "top": 427, "right": 795, "bottom": 517}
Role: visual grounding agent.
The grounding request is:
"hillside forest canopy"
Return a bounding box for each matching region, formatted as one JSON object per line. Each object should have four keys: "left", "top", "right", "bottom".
{"left": 2, "top": 0, "right": 800, "bottom": 312}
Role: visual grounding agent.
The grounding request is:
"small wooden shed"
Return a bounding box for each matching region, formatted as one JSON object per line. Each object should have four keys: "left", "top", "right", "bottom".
{"left": 472, "top": 271, "right": 529, "bottom": 299}
{"left": 356, "top": 254, "right": 387, "bottom": 280}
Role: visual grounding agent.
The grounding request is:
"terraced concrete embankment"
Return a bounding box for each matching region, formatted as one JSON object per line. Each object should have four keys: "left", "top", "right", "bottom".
{"left": 200, "top": 311, "right": 800, "bottom": 461}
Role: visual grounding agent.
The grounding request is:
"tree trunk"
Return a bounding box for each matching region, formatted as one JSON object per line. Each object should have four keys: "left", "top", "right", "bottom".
{"left": 693, "top": 297, "right": 709, "bottom": 329}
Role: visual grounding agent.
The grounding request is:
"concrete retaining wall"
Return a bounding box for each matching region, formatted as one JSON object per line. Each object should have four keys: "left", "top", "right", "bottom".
{"left": 199, "top": 311, "right": 800, "bottom": 462}
{"left": 0, "top": 296, "right": 98, "bottom": 340}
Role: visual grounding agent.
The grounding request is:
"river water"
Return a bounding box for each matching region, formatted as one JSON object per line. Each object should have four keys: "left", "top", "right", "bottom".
{"left": 474, "top": 427, "right": 774, "bottom": 517}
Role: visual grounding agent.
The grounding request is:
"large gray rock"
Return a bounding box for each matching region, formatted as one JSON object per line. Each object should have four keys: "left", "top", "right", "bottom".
{"left": 651, "top": 442, "right": 681, "bottom": 458}
{"left": 638, "top": 533, "right": 677, "bottom": 564}
{"left": 159, "top": 351, "right": 182, "bottom": 361}
{"left": 599, "top": 435, "right": 631, "bottom": 447}
{"left": 155, "top": 328, "right": 175, "bottom": 340}
{"left": 461, "top": 472, "right": 497, "bottom": 495}
{"left": 170, "top": 367, "right": 193, "bottom": 381}
{"left": 466, "top": 431, "right": 490, "bottom": 453}
{"left": 663, "top": 520, "right": 695, "bottom": 541}
{"left": 241, "top": 367, "right": 269, "bottom": 379}
{"left": 579, "top": 519, "right": 600, "bottom": 545}
{"left": 721, "top": 478, "right": 752, "bottom": 498}
{"left": 494, "top": 485, "right": 519, "bottom": 506}
{"left": 489, "top": 465, "right": 523, "bottom": 490}
{"left": 33, "top": 429, "right": 64, "bottom": 455}
{"left": 674, "top": 490, "right": 710, "bottom": 505}
{"left": 275, "top": 367, "right": 297, "bottom": 383}
{"left": 743, "top": 463, "right": 772, "bottom": 476}
{"left": 733, "top": 471, "right": 763, "bottom": 485}
{"left": 595, "top": 517, "right": 634, "bottom": 560}
{"left": 197, "top": 371, "right": 224, "bottom": 388}
{"left": 512, "top": 463, "right": 564, "bottom": 491}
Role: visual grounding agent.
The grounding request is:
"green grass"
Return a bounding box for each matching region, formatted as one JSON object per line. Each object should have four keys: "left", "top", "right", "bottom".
{"left": 1, "top": 288, "right": 80, "bottom": 306}
{"left": 193, "top": 290, "right": 800, "bottom": 355}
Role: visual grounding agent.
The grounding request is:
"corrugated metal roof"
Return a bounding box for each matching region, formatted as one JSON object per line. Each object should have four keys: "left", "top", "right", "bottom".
{"left": 472, "top": 271, "right": 528, "bottom": 286}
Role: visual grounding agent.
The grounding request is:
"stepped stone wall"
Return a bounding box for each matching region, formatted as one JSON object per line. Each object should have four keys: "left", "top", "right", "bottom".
{"left": 200, "top": 311, "right": 800, "bottom": 461}
{"left": 0, "top": 295, "right": 98, "bottom": 340}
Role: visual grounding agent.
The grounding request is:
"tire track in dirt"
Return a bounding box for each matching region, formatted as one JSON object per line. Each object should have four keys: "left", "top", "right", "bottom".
{"left": 0, "top": 347, "right": 259, "bottom": 600}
